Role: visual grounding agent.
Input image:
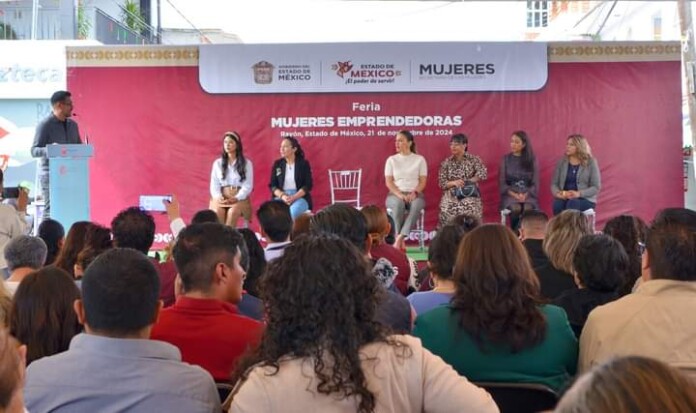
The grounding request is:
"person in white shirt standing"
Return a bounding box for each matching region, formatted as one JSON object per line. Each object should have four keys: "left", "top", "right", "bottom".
{"left": 0, "top": 169, "right": 29, "bottom": 278}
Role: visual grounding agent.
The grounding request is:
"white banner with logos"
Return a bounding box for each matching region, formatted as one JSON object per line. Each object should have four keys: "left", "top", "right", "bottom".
{"left": 199, "top": 42, "right": 548, "bottom": 94}
{"left": 0, "top": 41, "right": 71, "bottom": 99}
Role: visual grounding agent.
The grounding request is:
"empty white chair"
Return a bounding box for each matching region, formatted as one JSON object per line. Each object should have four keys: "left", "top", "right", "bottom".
{"left": 328, "top": 169, "right": 362, "bottom": 208}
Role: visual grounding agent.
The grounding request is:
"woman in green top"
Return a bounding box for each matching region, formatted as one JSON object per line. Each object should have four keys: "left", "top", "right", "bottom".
{"left": 413, "top": 224, "right": 578, "bottom": 392}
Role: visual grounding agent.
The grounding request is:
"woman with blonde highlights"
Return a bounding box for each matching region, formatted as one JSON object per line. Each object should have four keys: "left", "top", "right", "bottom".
{"left": 535, "top": 210, "right": 593, "bottom": 299}
{"left": 555, "top": 356, "right": 696, "bottom": 413}
{"left": 414, "top": 224, "right": 577, "bottom": 392}
{"left": 551, "top": 134, "right": 601, "bottom": 215}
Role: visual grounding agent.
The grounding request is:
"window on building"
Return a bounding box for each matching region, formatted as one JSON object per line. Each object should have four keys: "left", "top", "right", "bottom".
{"left": 527, "top": 1, "right": 549, "bottom": 28}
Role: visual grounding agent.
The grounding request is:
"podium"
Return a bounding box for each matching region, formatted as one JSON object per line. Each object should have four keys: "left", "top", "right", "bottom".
{"left": 46, "top": 144, "right": 94, "bottom": 230}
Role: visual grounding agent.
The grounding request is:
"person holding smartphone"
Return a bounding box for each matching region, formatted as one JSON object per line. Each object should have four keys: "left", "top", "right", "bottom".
{"left": 210, "top": 131, "right": 253, "bottom": 227}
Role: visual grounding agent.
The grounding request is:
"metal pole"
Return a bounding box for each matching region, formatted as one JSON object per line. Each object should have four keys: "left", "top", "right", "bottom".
{"left": 31, "top": 0, "right": 39, "bottom": 39}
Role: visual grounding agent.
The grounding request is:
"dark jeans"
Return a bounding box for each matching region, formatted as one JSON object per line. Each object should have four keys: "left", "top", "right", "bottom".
{"left": 39, "top": 173, "right": 50, "bottom": 219}
{"left": 552, "top": 198, "right": 595, "bottom": 216}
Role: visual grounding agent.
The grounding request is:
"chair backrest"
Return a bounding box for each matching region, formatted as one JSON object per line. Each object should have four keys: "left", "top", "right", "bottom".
{"left": 216, "top": 382, "right": 234, "bottom": 406}
{"left": 328, "top": 169, "right": 362, "bottom": 207}
{"left": 475, "top": 382, "right": 558, "bottom": 413}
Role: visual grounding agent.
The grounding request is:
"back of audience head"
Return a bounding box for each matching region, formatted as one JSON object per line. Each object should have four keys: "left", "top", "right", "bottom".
{"left": 603, "top": 214, "right": 648, "bottom": 294}
{"left": 645, "top": 208, "right": 696, "bottom": 282}
{"left": 361, "top": 205, "right": 390, "bottom": 247}
{"left": 10, "top": 267, "right": 81, "bottom": 365}
{"left": 232, "top": 235, "right": 385, "bottom": 413}
{"left": 428, "top": 224, "right": 465, "bottom": 280}
{"left": 256, "top": 201, "right": 292, "bottom": 243}
{"left": 573, "top": 234, "right": 628, "bottom": 292}
{"left": 79, "top": 248, "right": 160, "bottom": 337}
{"left": 555, "top": 356, "right": 696, "bottom": 413}
{"left": 310, "top": 204, "right": 368, "bottom": 252}
{"left": 543, "top": 210, "right": 593, "bottom": 274}
{"left": 519, "top": 210, "right": 549, "bottom": 240}
{"left": 449, "top": 213, "right": 481, "bottom": 233}
{"left": 238, "top": 228, "right": 265, "bottom": 297}
{"left": 53, "top": 221, "right": 93, "bottom": 276}
{"left": 37, "top": 218, "right": 64, "bottom": 265}
{"left": 191, "top": 209, "right": 220, "bottom": 225}
{"left": 110, "top": 207, "right": 155, "bottom": 254}
{"left": 452, "top": 224, "right": 544, "bottom": 352}
{"left": 0, "top": 329, "right": 25, "bottom": 412}
{"left": 173, "top": 223, "right": 246, "bottom": 303}
{"left": 4, "top": 236, "right": 47, "bottom": 272}
{"left": 290, "top": 212, "right": 312, "bottom": 241}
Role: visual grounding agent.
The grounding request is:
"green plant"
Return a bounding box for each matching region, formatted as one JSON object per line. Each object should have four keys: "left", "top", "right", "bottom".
{"left": 121, "top": 0, "right": 145, "bottom": 33}
{"left": 77, "top": 1, "right": 92, "bottom": 39}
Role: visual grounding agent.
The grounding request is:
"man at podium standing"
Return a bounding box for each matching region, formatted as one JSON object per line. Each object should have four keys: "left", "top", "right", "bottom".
{"left": 31, "top": 90, "right": 82, "bottom": 219}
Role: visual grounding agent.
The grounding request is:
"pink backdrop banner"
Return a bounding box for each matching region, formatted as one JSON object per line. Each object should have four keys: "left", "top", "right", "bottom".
{"left": 68, "top": 60, "right": 682, "bottom": 247}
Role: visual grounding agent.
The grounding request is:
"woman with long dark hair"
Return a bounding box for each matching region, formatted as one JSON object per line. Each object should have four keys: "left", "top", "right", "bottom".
{"left": 53, "top": 221, "right": 95, "bottom": 278}
{"left": 227, "top": 235, "right": 497, "bottom": 413}
{"left": 602, "top": 214, "right": 648, "bottom": 295}
{"left": 269, "top": 136, "right": 313, "bottom": 220}
{"left": 210, "top": 131, "right": 254, "bottom": 227}
{"left": 499, "top": 130, "right": 539, "bottom": 230}
{"left": 414, "top": 224, "right": 577, "bottom": 392}
{"left": 10, "top": 267, "right": 81, "bottom": 365}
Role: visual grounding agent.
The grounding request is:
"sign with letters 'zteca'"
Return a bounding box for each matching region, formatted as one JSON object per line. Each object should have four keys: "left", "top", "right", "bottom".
{"left": 199, "top": 42, "right": 548, "bottom": 94}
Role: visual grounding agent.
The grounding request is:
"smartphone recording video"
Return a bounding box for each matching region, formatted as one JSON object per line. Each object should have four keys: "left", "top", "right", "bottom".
{"left": 139, "top": 195, "right": 172, "bottom": 212}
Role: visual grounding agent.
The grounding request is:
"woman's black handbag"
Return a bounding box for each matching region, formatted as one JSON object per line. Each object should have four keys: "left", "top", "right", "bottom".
{"left": 452, "top": 181, "right": 480, "bottom": 200}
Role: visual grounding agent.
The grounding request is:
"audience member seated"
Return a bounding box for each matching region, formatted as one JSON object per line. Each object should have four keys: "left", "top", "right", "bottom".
{"left": 408, "top": 224, "right": 464, "bottom": 315}
{"left": 24, "top": 248, "right": 221, "bottom": 412}
{"left": 227, "top": 235, "right": 498, "bottom": 413}
{"left": 362, "top": 205, "right": 414, "bottom": 295}
{"left": 53, "top": 221, "right": 94, "bottom": 278}
{"left": 72, "top": 224, "right": 112, "bottom": 279}
{"left": 290, "top": 211, "right": 312, "bottom": 240}
{"left": 111, "top": 207, "right": 177, "bottom": 307}
{"left": 519, "top": 210, "right": 549, "bottom": 268}
{"left": 0, "top": 282, "right": 10, "bottom": 329}
{"left": 151, "top": 223, "right": 263, "bottom": 382}
{"left": 579, "top": 208, "right": 696, "bottom": 377}
{"left": 10, "top": 267, "right": 81, "bottom": 365}
{"left": 310, "top": 204, "right": 413, "bottom": 333}
{"left": 418, "top": 213, "right": 480, "bottom": 292}
{"left": 37, "top": 218, "right": 64, "bottom": 266}
{"left": 555, "top": 356, "right": 696, "bottom": 413}
{"left": 0, "top": 329, "right": 27, "bottom": 413}
{"left": 602, "top": 214, "right": 648, "bottom": 296}
{"left": 414, "top": 224, "right": 578, "bottom": 392}
{"left": 553, "top": 234, "right": 626, "bottom": 338}
{"left": 535, "top": 210, "right": 592, "bottom": 300}
{"left": 237, "top": 228, "right": 265, "bottom": 321}
{"left": 4, "top": 236, "right": 47, "bottom": 295}
{"left": 257, "top": 201, "right": 292, "bottom": 262}
{"left": 0, "top": 170, "right": 29, "bottom": 278}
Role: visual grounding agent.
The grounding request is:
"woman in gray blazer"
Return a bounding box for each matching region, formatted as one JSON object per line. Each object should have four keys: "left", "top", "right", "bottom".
{"left": 551, "top": 134, "right": 601, "bottom": 215}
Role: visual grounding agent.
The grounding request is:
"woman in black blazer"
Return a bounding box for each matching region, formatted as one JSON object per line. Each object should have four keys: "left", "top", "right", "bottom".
{"left": 269, "top": 136, "right": 313, "bottom": 219}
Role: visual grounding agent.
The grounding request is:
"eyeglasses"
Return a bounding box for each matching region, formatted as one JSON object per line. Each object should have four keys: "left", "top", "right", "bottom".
{"left": 638, "top": 242, "right": 646, "bottom": 255}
